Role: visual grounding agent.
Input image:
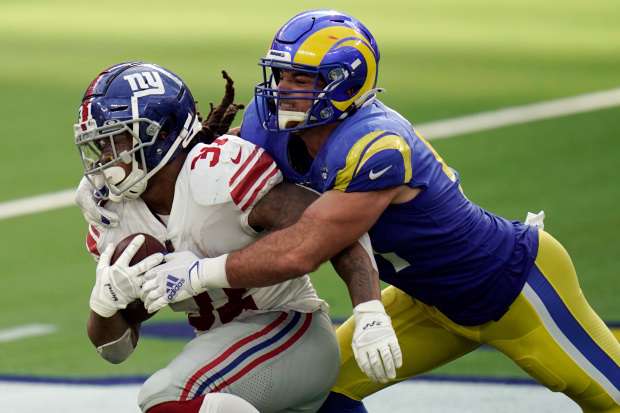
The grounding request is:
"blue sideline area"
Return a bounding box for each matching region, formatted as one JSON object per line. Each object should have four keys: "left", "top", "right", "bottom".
{"left": 0, "top": 373, "right": 537, "bottom": 386}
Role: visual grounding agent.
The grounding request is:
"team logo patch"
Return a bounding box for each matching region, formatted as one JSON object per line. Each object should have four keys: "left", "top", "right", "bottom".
{"left": 369, "top": 165, "right": 392, "bottom": 180}
{"left": 166, "top": 274, "right": 185, "bottom": 300}
{"left": 123, "top": 71, "right": 164, "bottom": 93}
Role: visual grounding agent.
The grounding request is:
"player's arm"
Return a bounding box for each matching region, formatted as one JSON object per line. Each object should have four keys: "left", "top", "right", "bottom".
{"left": 226, "top": 187, "right": 402, "bottom": 284}
{"left": 241, "top": 184, "right": 405, "bottom": 382}
{"left": 330, "top": 233, "right": 381, "bottom": 305}
{"left": 87, "top": 298, "right": 155, "bottom": 365}
{"left": 87, "top": 311, "right": 139, "bottom": 364}
{"left": 247, "top": 182, "right": 381, "bottom": 303}
{"left": 87, "top": 236, "right": 163, "bottom": 364}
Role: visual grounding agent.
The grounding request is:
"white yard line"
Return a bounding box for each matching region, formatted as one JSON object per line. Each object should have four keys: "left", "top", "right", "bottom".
{"left": 0, "top": 190, "right": 74, "bottom": 220}
{"left": 0, "top": 379, "right": 580, "bottom": 413}
{"left": 418, "top": 87, "right": 620, "bottom": 139}
{"left": 1, "top": 87, "right": 619, "bottom": 221}
{"left": 0, "top": 324, "right": 57, "bottom": 343}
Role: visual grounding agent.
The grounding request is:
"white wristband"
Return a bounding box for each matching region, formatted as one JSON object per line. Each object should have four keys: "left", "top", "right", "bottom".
{"left": 198, "top": 254, "right": 230, "bottom": 289}
{"left": 353, "top": 299, "right": 386, "bottom": 315}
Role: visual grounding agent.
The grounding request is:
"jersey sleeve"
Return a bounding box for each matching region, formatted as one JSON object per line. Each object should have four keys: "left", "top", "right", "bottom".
{"left": 327, "top": 131, "right": 413, "bottom": 192}
{"left": 85, "top": 224, "right": 101, "bottom": 260}
{"left": 189, "top": 136, "right": 283, "bottom": 213}
{"left": 239, "top": 99, "right": 268, "bottom": 149}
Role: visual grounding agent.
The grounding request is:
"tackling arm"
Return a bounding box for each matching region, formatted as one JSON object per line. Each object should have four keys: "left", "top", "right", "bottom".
{"left": 141, "top": 183, "right": 384, "bottom": 313}
{"left": 243, "top": 183, "right": 380, "bottom": 303}
{"left": 227, "top": 186, "right": 400, "bottom": 284}
{"left": 330, "top": 233, "right": 380, "bottom": 306}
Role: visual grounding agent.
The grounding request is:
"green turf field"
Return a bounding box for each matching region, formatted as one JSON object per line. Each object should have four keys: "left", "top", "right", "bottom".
{"left": 0, "top": 0, "right": 618, "bottom": 381}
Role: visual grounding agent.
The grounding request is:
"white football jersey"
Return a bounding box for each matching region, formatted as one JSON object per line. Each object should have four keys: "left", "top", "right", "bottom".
{"left": 85, "top": 135, "right": 326, "bottom": 332}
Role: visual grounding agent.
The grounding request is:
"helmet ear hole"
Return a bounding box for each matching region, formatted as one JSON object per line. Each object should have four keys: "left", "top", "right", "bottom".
{"left": 158, "top": 116, "right": 176, "bottom": 138}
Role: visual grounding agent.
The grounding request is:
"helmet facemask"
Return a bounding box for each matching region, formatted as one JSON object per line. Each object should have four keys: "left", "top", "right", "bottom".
{"left": 74, "top": 117, "right": 162, "bottom": 201}
{"left": 74, "top": 62, "right": 203, "bottom": 203}
{"left": 255, "top": 59, "right": 350, "bottom": 132}
{"left": 254, "top": 10, "right": 381, "bottom": 133}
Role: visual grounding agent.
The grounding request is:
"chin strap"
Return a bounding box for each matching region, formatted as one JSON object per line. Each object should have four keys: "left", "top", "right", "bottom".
{"left": 353, "top": 87, "right": 384, "bottom": 109}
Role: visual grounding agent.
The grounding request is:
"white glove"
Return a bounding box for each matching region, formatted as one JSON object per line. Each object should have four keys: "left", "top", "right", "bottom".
{"left": 90, "top": 235, "right": 164, "bottom": 317}
{"left": 352, "top": 300, "right": 403, "bottom": 383}
{"left": 141, "top": 252, "right": 227, "bottom": 313}
{"left": 524, "top": 210, "right": 545, "bottom": 229}
{"left": 75, "top": 176, "right": 120, "bottom": 229}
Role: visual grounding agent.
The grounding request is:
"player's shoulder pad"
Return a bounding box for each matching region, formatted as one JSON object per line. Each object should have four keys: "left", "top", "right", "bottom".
{"left": 328, "top": 129, "right": 413, "bottom": 192}
{"left": 239, "top": 99, "right": 269, "bottom": 149}
{"left": 187, "top": 135, "right": 282, "bottom": 210}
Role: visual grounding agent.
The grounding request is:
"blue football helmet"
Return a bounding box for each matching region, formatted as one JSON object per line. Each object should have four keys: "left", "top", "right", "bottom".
{"left": 74, "top": 62, "right": 202, "bottom": 200}
{"left": 254, "top": 10, "right": 381, "bottom": 132}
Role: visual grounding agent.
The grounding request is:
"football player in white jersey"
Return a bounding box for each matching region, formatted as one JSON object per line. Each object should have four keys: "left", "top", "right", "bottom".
{"left": 75, "top": 62, "right": 401, "bottom": 413}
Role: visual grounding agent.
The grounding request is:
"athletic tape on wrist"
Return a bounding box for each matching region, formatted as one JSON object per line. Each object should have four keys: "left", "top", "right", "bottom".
{"left": 200, "top": 254, "right": 230, "bottom": 289}
{"left": 354, "top": 299, "right": 386, "bottom": 315}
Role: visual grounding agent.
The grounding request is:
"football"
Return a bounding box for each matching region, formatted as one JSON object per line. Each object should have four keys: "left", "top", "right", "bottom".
{"left": 111, "top": 233, "right": 168, "bottom": 324}
{"left": 111, "top": 233, "right": 168, "bottom": 265}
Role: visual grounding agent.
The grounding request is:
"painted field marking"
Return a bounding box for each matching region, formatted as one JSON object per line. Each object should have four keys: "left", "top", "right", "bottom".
{"left": 0, "top": 377, "right": 581, "bottom": 412}
{"left": 0, "top": 190, "right": 74, "bottom": 220}
{"left": 0, "top": 324, "right": 57, "bottom": 343}
{"left": 0, "top": 86, "right": 619, "bottom": 221}
{"left": 419, "top": 87, "right": 620, "bottom": 139}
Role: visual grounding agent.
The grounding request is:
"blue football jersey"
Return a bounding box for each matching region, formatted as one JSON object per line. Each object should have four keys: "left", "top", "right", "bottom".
{"left": 240, "top": 98, "right": 539, "bottom": 325}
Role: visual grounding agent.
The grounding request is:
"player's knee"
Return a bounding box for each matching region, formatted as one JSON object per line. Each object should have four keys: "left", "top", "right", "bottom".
{"left": 317, "top": 391, "right": 368, "bottom": 413}
{"left": 517, "top": 357, "right": 567, "bottom": 392}
{"left": 139, "top": 368, "right": 175, "bottom": 412}
{"left": 199, "top": 393, "right": 259, "bottom": 413}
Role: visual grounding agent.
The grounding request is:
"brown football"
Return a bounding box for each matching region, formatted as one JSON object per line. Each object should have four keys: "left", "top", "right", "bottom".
{"left": 111, "top": 233, "right": 167, "bottom": 265}
{"left": 111, "top": 233, "right": 167, "bottom": 323}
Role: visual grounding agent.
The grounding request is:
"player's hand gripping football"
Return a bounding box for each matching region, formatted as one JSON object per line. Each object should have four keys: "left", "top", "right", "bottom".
{"left": 352, "top": 300, "right": 403, "bottom": 383}
{"left": 75, "top": 176, "right": 120, "bottom": 229}
{"left": 90, "top": 235, "right": 164, "bottom": 318}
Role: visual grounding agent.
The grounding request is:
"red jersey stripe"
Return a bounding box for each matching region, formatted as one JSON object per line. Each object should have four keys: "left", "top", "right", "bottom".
{"left": 86, "top": 232, "right": 99, "bottom": 256}
{"left": 211, "top": 313, "right": 313, "bottom": 392}
{"left": 89, "top": 225, "right": 100, "bottom": 238}
{"left": 240, "top": 166, "right": 280, "bottom": 211}
{"left": 228, "top": 146, "right": 260, "bottom": 187}
{"left": 230, "top": 152, "right": 274, "bottom": 207}
{"left": 180, "top": 312, "right": 289, "bottom": 401}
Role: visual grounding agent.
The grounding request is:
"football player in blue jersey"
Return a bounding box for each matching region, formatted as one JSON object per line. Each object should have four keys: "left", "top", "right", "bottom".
{"left": 76, "top": 10, "right": 620, "bottom": 412}
{"left": 226, "top": 10, "right": 619, "bottom": 413}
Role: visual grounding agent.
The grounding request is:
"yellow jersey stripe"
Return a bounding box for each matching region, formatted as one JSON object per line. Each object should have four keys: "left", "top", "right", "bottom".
{"left": 334, "top": 131, "right": 412, "bottom": 191}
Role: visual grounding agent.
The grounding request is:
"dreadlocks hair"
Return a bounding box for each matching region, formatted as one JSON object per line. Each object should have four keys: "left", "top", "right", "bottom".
{"left": 193, "top": 70, "right": 245, "bottom": 145}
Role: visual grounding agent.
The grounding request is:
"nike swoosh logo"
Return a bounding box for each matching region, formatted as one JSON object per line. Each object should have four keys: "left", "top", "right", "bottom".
{"left": 369, "top": 165, "right": 393, "bottom": 180}
{"left": 231, "top": 148, "right": 242, "bottom": 164}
